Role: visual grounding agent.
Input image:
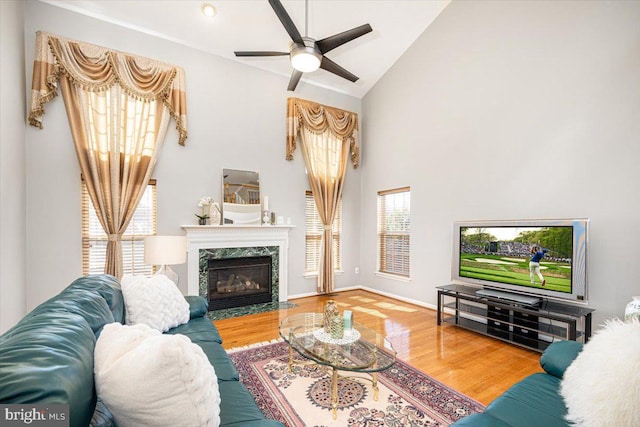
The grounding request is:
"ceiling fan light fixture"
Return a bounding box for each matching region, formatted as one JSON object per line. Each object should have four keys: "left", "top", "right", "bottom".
{"left": 290, "top": 45, "right": 321, "bottom": 73}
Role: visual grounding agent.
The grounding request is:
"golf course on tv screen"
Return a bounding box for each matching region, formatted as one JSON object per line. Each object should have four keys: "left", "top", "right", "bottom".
{"left": 459, "top": 226, "right": 573, "bottom": 294}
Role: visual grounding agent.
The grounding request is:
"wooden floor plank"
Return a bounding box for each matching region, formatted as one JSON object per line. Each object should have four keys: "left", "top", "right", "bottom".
{"left": 214, "top": 289, "right": 542, "bottom": 405}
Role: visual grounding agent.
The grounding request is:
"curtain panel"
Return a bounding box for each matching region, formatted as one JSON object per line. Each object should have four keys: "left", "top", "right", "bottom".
{"left": 29, "top": 31, "right": 187, "bottom": 145}
{"left": 286, "top": 98, "right": 359, "bottom": 294}
{"left": 28, "top": 32, "right": 186, "bottom": 279}
{"left": 286, "top": 97, "right": 359, "bottom": 169}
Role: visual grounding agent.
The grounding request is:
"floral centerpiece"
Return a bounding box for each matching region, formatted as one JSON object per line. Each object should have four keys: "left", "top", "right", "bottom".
{"left": 196, "top": 196, "right": 213, "bottom": 225}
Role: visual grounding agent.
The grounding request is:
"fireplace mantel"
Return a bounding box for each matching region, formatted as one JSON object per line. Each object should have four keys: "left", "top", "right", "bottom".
{"left": 181, "top": 225, "right": 293, "bottom": 298}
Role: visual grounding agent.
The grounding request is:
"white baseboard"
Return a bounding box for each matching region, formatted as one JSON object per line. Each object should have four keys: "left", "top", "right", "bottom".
{"left": 288, "top": 285, "right": 360, "bottom": 300}
{"left": 287, "top": 291, "right": 320, "bottom": 300}
{"left": 288, "top": 284, "right": 438, "bottom": 313}
{"left": 359, "top": 285, "right": 437, "bottom": 311}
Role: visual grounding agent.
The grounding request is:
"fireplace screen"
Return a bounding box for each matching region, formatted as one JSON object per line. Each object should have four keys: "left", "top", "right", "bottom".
{"left": 207, "top": 255, "right": 272, "bottom": 310}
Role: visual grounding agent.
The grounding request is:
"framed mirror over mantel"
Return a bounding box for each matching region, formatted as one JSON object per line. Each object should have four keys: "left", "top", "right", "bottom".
{"left": 222, "top": 169, "right": 261, "bottom": 225}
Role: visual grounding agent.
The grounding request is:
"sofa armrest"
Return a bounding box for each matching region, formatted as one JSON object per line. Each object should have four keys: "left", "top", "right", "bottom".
{"left": 540, "top": 340, "right": 583, "bottom": 378}
{"left": 184, "top": 295, "right": 208, "bottom": 319}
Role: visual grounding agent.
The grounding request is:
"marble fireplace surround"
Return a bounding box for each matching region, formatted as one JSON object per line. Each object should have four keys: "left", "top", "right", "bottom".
{"left": 182, "top": 225, "right": 293, "bottom": 301}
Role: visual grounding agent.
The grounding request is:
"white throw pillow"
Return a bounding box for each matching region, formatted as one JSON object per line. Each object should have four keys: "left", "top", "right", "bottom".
{"left": 121, "top": 274, "right": 189, "bottom": 332}
{"left": 560, "top": 319, "right": 640, "bottom": 427}
{"left": 95, "top": 323, "right": 220, "bottom": 427}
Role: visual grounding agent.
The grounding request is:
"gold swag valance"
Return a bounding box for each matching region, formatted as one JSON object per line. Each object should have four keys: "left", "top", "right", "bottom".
{"left": 29, "top": 31, "right": 188, "bottom": 145}
{"left": 286, "top": 97, "right": 359, "bottom": 168}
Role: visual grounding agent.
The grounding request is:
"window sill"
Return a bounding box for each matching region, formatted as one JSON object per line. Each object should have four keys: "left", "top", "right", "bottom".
{"left": 374, "top": 271, "right": 411, "bottom": 283}
{"left": 304, "top": 270, "right": 344, "bottom": 278}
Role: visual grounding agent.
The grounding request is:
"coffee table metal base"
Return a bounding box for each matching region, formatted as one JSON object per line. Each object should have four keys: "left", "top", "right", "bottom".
{"left": 287, "top": 343, "right": 380, "bottom": 420}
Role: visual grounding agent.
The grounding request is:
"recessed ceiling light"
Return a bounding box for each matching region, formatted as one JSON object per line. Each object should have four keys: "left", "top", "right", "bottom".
{"left": 201, "top": 3, "right": 217, "bottom": 18}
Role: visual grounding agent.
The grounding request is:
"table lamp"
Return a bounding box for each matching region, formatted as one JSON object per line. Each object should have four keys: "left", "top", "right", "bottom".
{"left": 144, "top": 235, "right": 187, "bottom": 285}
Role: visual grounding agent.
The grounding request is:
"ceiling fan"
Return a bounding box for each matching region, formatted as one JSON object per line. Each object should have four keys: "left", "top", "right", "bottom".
{"left": 234, "top": 0, "right": 373, "bottom": 91}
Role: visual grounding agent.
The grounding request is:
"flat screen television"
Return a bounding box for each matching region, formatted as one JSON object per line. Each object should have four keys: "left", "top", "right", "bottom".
{"left": 452, "top": 219, "right": 588, "bottom": 304}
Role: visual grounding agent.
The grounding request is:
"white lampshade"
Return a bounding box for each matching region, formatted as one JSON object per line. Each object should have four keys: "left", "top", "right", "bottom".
{"left": 144, "top": 236, "right": 187, "bottom": 266}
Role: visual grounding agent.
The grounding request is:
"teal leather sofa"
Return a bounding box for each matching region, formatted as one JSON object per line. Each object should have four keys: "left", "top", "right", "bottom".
{"left": 451, "top": 340, "right": 584, "bottom": 427}
{"left": 0, "top": 275, "right": 284, "bottom": 427}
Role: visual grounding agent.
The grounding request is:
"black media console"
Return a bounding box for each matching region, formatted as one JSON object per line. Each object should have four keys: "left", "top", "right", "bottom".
{"left": 436, "top": 284, "right": 594, "bottom": 352}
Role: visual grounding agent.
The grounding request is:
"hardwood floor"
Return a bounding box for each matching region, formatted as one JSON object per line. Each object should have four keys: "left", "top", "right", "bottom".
{"left": 214, "top": 289, "right": 542, "bottom": 405}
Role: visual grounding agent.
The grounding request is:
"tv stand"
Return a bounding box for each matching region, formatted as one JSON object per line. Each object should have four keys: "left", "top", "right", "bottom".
{"left": 437, "top": 284, "right": 594, "bottom": 352}
{"left": 475, "top": 288, "right": 541, "bottom": 306}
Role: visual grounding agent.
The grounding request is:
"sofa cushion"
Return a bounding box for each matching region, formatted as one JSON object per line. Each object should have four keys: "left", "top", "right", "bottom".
{"left": 95, "top": 323, "right": 220, "bottom": 427}
{"left": 0, "top": 312, "right": 97, "bottom": 427}
{"left": 218, "top": 380, "right": 275, "bottom": 426}
{"left": 196, "top": 341, "right": 240, "bottom": 381}
{"left": 484, "top": 373, "right": 567, "bottom": 427}
{"left": 121, "top": 274, "right": 189, "bottom": 332}
{"left": 165, "top": 316, "right": 223, "bottom": 344}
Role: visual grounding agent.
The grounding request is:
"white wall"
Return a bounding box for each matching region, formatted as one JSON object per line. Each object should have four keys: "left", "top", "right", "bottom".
{"left": 361, "top": 0, "right": 640, "bottom": 327}
{"left": 0, "top": 0, "right": 27, "bottom": 333}
{"left": 11, "top": 0, "right": 639, "bottom": 330}
{"left": 22, "top": 1, "right": 362, "bottom": 310}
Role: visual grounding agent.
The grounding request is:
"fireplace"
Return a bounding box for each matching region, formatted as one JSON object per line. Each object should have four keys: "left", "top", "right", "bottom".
{"left": 182, "top": 225, "right": 292, "bottom": 318}
{"left": 207, "top": 255, "right": 272, "bottom": 310}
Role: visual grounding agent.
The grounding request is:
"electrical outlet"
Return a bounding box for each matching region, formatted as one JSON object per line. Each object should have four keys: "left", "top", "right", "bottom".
{"left": 355, "top": 267, "right": 360, "bottom": 274}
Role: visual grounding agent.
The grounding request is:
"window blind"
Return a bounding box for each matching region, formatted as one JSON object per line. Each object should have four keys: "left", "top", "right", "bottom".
{"left": 377, "top": 187, "right": 410, "bottom": 277}
{"left": 305, "top": 191, "right": 342, "bottom": 273}
{"left": 82, "top": 180, "right": 157, "bottom": 275}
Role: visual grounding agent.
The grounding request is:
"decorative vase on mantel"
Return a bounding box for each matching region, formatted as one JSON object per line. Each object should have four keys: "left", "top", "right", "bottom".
{"left": 625, "top": 296, "right": 640, "bottom": 322}
{"left": 210, "top": 203, "right": 221, "bottom": 226}
{"left": 198, "top": 217, "right": 207, "bottom": 225}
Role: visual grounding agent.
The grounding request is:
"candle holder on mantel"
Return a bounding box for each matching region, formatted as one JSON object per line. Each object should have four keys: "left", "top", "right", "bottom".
{"left": 262, "top": 210, "right": 271, "bottom": 225}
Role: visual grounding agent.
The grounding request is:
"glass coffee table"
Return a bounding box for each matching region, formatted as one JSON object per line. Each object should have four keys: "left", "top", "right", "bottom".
{"left": 279, "top": 312, "right": 396, "bottom": 419}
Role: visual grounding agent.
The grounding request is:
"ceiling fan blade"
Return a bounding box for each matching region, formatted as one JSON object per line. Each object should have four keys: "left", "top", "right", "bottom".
{"left": 287, "top": 69, "right": 303, "bottom": 91}
{"left": 316, "top": 24, "right": 373, "bottom": 54}
{"left": 234, "top": 51, "right": 289, "bottom": 57}
{"left": 268, "top": 0, "right": 304, "bottom": 45}
{"left": 320, "top": 56, "right": 358, "bottom": 82}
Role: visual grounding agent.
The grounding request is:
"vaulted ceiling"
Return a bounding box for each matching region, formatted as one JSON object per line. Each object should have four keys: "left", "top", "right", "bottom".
{"left": 40, "top": 0, "right": 450, "bottom": 98}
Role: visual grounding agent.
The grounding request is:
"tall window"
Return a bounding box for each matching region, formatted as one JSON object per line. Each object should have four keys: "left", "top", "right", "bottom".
{"left": 305, "top": 191, "right": 342, "bottom": 274}
{"left": 82, "top": 180, "right": 157, "bottom": 275}
{"left": 377, "top": 187, "right": 411, "bottom": 277}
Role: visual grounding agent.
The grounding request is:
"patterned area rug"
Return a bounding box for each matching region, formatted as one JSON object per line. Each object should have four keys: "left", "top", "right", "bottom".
{"left": 228, "top": 341, "right": 484, "bottom": 426}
